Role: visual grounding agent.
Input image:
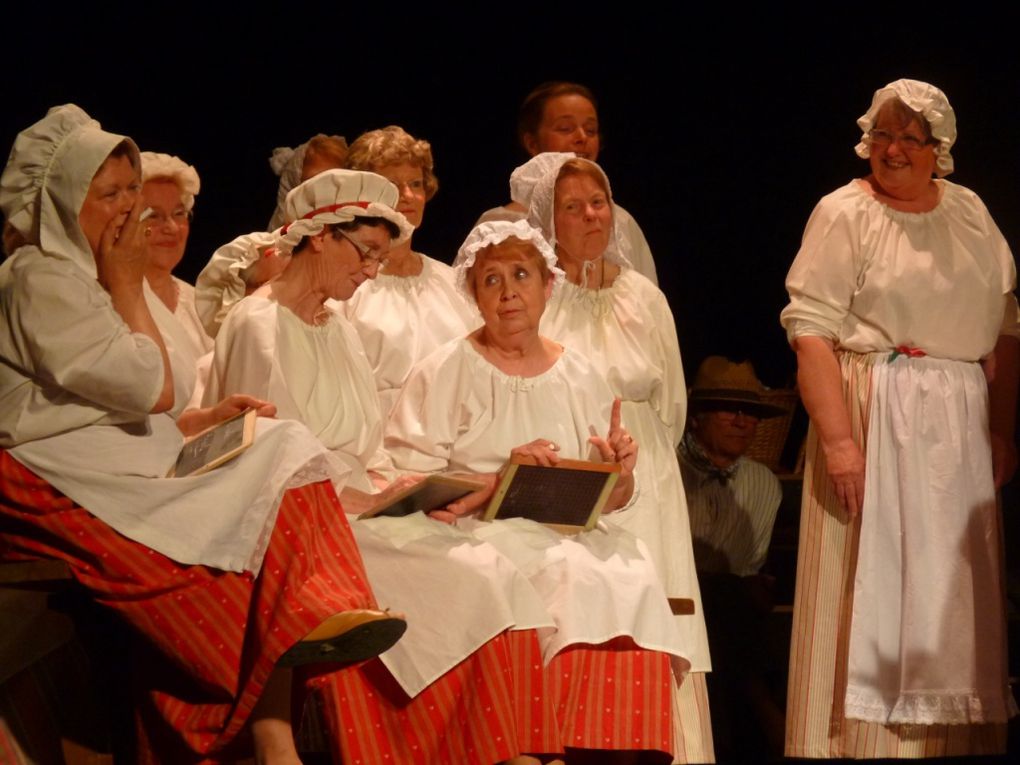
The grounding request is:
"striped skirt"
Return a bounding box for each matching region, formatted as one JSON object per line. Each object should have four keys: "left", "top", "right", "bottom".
{"left": 311, "top": 633, "right": 676, "bottom": 763}
{"left": 784, "top": 352, "right": 1008, "bottom": 758}
{"left": 0, "top": 449, "right": 377, "bottom": 762}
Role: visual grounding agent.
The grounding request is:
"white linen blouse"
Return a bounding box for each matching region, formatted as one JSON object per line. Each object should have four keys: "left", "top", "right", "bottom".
{"left": 781, "top": 180, "right": 1020, "bottom": 356}
{"left": 338, "top": 254, "right": 479, "bottom": 416}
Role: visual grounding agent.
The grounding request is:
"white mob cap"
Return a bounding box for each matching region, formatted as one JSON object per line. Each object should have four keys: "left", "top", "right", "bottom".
{"left": 140, "top": 152, "right": 201, "bottom": 211}
{"left": 453, "top": 218, "right": 564, "bottom": 299}
{"left": 514, "top": 152, "right": 632, "bottom": 268}
{"left": 275, "top": 169, "right": 412, "bottom": 255}
{"left": 855, "top": 78, "right": 957, "bottom": 177}
{"left": 0, "top": 103, "right": 138, "bottom": 276}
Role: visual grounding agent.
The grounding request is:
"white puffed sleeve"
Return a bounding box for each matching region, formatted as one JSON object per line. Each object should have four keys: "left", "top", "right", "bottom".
{"left": 648, "top": 285, "right": 686, "bottom": 446}
{"left": 385, "top": 349, "right": 461, "bottom": 474}
{"left": 780, "top": 196, "right": 863, "bottom": 345}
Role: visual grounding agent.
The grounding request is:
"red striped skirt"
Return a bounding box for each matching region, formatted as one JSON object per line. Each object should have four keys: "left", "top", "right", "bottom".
{"left": 311, "top": 632, "right": 674, "bottom": 764}
{"left": 0, "top": 449, "right": 377, "bottom": 762}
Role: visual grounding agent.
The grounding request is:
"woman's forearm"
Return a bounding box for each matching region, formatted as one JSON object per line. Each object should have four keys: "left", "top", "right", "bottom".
{"left": 793, "top": 335, "right": 865, "bottom": 515}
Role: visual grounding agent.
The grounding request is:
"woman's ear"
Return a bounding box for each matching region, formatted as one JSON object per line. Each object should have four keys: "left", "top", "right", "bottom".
{"left": 544, "top": 275, "right": 554, "bottom": 300}
{"left": 307, "top": 231, "right": 328, "bottom": 254}
{"left": 523, "top": 132, "right": 539, "bottom": 158}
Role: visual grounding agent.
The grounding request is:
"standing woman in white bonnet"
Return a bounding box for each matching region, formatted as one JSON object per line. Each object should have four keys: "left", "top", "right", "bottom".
{"left": 139, "top": 151, "right": 214, "bottom": 362}
{"left": 781, "top": 79, "right": 1019, "bottom": 758}
{"left": 0, "top": 105, "right": 405, "bottom": 762}
{"left": 341, "top": 125, "right": 479, "bottom": 415}
{"left": 506, "top": 152, "right": 715, "bottom": 764}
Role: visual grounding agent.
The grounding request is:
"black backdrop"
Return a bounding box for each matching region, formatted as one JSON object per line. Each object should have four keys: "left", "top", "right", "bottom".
{"left": 5, "top": 6, "right": 1020, "bottom": 390}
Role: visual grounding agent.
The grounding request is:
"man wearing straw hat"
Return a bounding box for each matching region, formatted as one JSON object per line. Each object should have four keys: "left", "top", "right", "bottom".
{"left": 678, "top": 356, "right": 786, "bottom": 759}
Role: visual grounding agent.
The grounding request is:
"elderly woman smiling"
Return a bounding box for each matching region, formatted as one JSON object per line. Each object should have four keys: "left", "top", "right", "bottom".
{"left": 139, "top": 151, "right": 213, "bottom": 362}
{"left": 388, "top": 219, "right": 687, "bottom": 763}
{"left": 781, "top": 79, "right": 1019, "bottom": 759}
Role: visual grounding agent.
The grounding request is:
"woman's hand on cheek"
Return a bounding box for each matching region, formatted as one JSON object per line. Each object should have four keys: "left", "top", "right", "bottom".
{"left": 96, "top": 194, "right": 148, "bottom": 292}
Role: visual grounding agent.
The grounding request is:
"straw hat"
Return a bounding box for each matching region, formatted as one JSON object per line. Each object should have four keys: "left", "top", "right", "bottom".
{"left": 688, "top": 357, "right": 786, "bottom": 418}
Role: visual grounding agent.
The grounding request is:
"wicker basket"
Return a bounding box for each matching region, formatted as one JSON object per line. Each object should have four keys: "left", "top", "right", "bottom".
{"left": 744, "top": 388, "right": 799, "bottom": 473}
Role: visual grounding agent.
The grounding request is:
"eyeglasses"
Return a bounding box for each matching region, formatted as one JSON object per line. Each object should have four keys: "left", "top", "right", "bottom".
{"left": 333, "top": 229, "right": 385, "bottom": 267}
{"left": 867, "top": 129, "right": 933, "bottom": 152}
{"left": 146, "top": 207, "right": 191, "bottom": 228}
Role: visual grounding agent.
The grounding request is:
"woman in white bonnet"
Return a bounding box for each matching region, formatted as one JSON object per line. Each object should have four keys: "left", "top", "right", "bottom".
{"left": 139, "top": 150, "right": 214, "bottom": 362}
{"left": 0, "top": 105, "right": 404, "bottom": 763}
{"left": 781, "top": 79, "right": 1019, "bottom": 758}
{"left": 506, "top": 152, "right": 715, "bottom": 764}
{"left": 386, "top": 218, "right": 689, "bottom": 763}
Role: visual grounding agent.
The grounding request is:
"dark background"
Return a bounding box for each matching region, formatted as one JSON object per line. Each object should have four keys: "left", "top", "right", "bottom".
{"left": 4, "top": 7, "right": 1019, "bottom": 390}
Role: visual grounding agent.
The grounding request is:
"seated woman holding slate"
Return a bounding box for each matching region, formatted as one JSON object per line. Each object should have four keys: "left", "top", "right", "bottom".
{"left": 386, "top": 219, "right": 688, "bottom": 762}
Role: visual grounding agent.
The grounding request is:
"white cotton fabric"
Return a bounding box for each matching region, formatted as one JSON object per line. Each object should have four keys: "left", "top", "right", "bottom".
{"left": 204, "top": 296, "right": 390, "bottom": 491}
{"left": 171, "top": 277, "right": 215, "bottom": 360}
{"left": 781, "top": 181, "right": 1020, "bottom": 356}
{"left": 539, "top": 270, "right": 711, "bottom": 672}
{"left": 782, "top": 179, "right": 1018, "bottom": 726}
{"left": 387, "top": 338, "right": 686, "bottom": 665}
{"left": 206, "top": 294, "right": 554, "bottom": 697}
{"left": 338, "top": 254, "right": 480, "bottom": 416}
{"left": 845, "top": 356, "right": 1015, "bottom": 724}
{"left": 194, "top": 230, "right": 278, "bottom": 337}
{"left": 475, "top": 201, "right": 658, "bottom": 286}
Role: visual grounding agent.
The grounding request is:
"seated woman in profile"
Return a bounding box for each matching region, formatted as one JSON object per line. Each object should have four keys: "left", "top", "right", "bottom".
{"left": 0, "top": 105, "right": 402, "bottom": 763}
{"left": 386, "top": 219, "right": 688, "bottom": 764}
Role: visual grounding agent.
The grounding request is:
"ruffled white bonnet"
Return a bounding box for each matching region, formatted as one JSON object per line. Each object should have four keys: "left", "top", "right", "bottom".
{"left": 855, "top": 78, "right": 956, "bottom": 177}
{"left": 514, "top": 152, "right": 631, "bottom": 267}
{"left": 194, "top": 229, "right": 279, "bottom": 337}
{"left": 0, "top": 104, "right": 139, "bottom": 276}
{"left": 452, "top": 218, "right": 564, "bottom": 299}
{"left": 275, "top": 169, "right": 413, "bottom": 255}
{"left": 140, "top": 151, "right": 201, "bottom": 211}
